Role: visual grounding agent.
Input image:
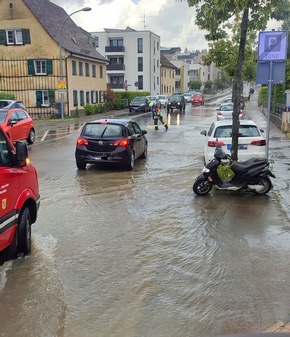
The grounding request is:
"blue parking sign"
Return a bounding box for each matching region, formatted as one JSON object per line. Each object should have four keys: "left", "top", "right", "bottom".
{"left": 258, "top": 31, "right": 288, "bottom": 61}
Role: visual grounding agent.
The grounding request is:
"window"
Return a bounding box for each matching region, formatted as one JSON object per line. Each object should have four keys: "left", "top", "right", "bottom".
{"left": 137, "top": 38, "right": 143, "bottom": 53}
{"left": 35, "top": 90, "right": 55, "bottom": 107}
{"left": 72, "top": 60, "right": 77, "bottom": 75}
{"left": 0, "top": 29, "right": 31, "bottom": 45}
{"left": 157, "top": 59, "right": 159, "bottom": 68}
{"left": 138, "top": 75, "right": 143, "bottom": 90}
{"left": 0, "top": 131, "right": 11, "bottom": 167}
{"left": 157, "top": 41, "right": 159, "bottom": 51}
{"left": 92, "top": 64, "right": 96, "bottom": 78}
{"left": 79, "top": 62, "right": 83, "bottom": 76}
{"left": 80, "top": 90, "right": 84, "bottom": 106}
{"left": 109, "top": 39, "right": 123, "bottom": 47}
{"left": 138, "top": 57, "right": 143, "bottom": 72}
{"left": 91, "top": 91, "right": 97, "bottom": 104}
{"left": 100, "top": 65, "right": 103, "bottom": 79}
{"left": 28, "top": 59, "right": 53, "bottom": 75}
{"left": 85, "top": 63, "right": 90, "bottom": 77}
{"left": 73, "top": 90, "right": 78, "bottom": 107}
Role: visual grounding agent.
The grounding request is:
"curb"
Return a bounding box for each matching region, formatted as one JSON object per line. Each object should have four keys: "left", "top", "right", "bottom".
{"left": 265, "top": 321, "right": 290, "bottom": 333}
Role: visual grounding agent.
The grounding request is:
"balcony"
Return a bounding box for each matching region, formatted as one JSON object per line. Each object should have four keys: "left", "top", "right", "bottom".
{"left": 109, "top": 82, "right": 124, "bottom": 89}
{"left": 107, "top": 64, "right": 125, "bottom": 71}
{"left": 105, "top": 46, "right": 125, "bottom": 53}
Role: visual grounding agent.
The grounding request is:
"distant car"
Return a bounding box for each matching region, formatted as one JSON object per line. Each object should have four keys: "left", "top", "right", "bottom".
{"left": 167, "top": 94, "right": 186, "bottom": 114}
{"left": 75, "top": 118, "right": 148, "bottom": 171}
{"left": 222, "top": 97, "right": 233, "bottom": 104}
{"left": 183, "top": 92, "right": 193, "bottom": 103}
{"left": 191, "top": 93, "right": 204, "bottom": 105}
{"left": 146, "top": 95, "right": 158, "bottom": 105}
{"left": 0, "top": 100, "right": 27, "bottom": 110}
{"left": 129, "top": 96, "right": 150, "bottom": 113}
{"left": 156, "top": 95, "right": 169, "bottom": 108}
{"left": 217, "top": 102, "right": 244, "bottom": 121}
{"left": 0, "top": 108, "right": 35, "bottom": 144}
{"left": 200, "top": 120, "right": 266, "bottom": 163}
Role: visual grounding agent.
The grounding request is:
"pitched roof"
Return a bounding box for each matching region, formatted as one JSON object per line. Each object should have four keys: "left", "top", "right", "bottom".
{"left": 160, "top": 53, "right": 178, "bottom": 69}
{"left": 23, "top": 0, "right": 108, "bottom": 63}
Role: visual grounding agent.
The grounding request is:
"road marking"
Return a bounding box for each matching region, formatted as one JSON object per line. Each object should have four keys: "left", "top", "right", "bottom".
{"left": 40, "top": 130, "right": 49, "bottom": 142}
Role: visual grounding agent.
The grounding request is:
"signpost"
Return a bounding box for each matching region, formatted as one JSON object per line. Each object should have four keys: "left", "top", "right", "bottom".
{"left": 256, "top": 30, "right": 288, "bottom": 159}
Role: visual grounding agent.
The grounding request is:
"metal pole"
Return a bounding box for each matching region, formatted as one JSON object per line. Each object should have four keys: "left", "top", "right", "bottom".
{"left": 58, "top": 7, "right": 92, "bottom": 120}
{"left": 265, "top": 60, "right": 273, "bottom": 160}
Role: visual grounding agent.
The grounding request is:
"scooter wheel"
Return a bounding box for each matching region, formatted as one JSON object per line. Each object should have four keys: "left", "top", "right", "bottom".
{"left": 193, "top": 180, "right": 213, "bottom": 195}
{"left": 255, "top": 177, "right": 272, "bottom": 195}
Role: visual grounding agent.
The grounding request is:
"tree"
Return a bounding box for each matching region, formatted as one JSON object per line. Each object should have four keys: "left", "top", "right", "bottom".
{"left": 180, "top": 0, "right": 290, "bottom": 160}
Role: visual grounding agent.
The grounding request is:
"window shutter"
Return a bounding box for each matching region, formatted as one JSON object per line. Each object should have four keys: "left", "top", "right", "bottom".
{"left": 36, "top": 91, "right": 42, "bottom": 107}
{"left": 22, "top": 29, "right": 31, "bottom": 44}
{"left": 48, "top": 90, "right": 55, "bottom": 105}
{"left": 0, "top": 30, "right": 6, "bottom": 45}
{"left": 46, "top": 60, "right": 53, "bottom": 74}
{"left": 28, "top": 60, "right": 35, "bottom": 75}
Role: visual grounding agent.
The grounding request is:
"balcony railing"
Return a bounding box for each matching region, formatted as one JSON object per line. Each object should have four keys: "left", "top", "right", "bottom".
{"left": 105, "top": 46, "right": 125, "bottom": 53}
{"left": 109, "top": 82, "right": 124, "bottom": 89}
{"left": 107, "top": 64, "right": 125, "bottom": 71}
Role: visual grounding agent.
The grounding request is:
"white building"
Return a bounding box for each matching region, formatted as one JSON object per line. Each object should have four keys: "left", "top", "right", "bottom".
{"left": 90, "top": 27, "right": 160, "bottom": 95}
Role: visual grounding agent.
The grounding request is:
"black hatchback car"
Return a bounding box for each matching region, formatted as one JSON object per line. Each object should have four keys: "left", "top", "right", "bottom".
{"left": 129, "top": 96, "right": 150, "bottom": 113}
{"left": 167, "top": 95, "right": 186, "bottom": 114}
{"left": 75, "top": 119, "right": 148, "bottom": 170}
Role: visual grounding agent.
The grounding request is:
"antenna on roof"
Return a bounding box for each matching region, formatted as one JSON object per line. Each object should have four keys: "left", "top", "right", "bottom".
{"left": 139, "top": 10, "right": 156, "bottom": 30}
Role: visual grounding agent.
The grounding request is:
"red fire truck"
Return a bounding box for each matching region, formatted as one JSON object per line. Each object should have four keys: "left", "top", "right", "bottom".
{"left": 0, "top": 126, "right": 40, "bottom": 265}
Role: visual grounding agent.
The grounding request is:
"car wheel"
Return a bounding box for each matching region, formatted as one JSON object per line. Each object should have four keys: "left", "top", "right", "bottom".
{"left": 140, "top": 143, "right": 148, "bottom": 159}
{"left": 27, "top": 128, "right": 35, "bottom": 144}
{"left": 76, "top": 161, "right": 86, "bottom": 170}
{"left": 125, "top": 151, "right": 135, "bottom": 170}
{"left": 18, "top": 207, "right": 32, "bottom": 255}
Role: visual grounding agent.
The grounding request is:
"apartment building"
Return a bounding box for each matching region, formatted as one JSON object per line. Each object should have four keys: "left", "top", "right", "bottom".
{"left": 0, "top": 0, "right": 108, "bottom": 118}
{"left": 91, "top": 27, "right": 160, "bottom": 95}
{"left": 160, "top": 53, "right": 177, "bottom": 95}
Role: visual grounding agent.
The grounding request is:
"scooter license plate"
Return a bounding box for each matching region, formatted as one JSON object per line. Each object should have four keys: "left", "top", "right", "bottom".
{"left": 227, "top": 144, "right": 248, "bottom": 150}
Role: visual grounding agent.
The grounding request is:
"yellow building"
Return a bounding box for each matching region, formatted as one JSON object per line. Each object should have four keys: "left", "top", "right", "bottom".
{"left": 0, "top": 0, "right": 108, "bottom": 118}
{"left": 160, "top": 53, "right": 177, "bottom": 95}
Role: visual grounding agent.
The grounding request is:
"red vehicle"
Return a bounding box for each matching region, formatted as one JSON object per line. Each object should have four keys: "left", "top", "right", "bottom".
{"left": 0, "top": 108, "right": 35, "bottom": 144}
{"left": 191, "top": 93, "right": 205, "bottom": 105}
{"left": 0, "top": 126, "right": 40, "bottom": 265}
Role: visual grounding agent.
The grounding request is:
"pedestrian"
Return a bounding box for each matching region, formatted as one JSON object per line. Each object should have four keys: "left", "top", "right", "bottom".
{"left": 151, "top": 102, "right": 168, "bottom": 131}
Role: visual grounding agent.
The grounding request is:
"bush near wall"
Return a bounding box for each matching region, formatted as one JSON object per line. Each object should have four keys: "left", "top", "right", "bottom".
{"left": 258, "top": 86, "right": 268, "bottom": 106}
{"left": 0, "top": 92, "right": 16, "bottom": 99}
{"left": 114, "top": 91, "right": 150, "bottom": 102}
{"left": 273, "top": 83, "right": 285, "bottom": 108}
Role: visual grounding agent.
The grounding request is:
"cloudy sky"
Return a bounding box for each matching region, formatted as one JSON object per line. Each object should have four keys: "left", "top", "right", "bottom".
{"left": 51, "top": 0, "right": 209, "bottom": 52}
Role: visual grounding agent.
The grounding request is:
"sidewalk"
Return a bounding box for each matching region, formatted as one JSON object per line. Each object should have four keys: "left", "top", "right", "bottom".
{"left": 265, "top": 321, "right": 290, "bottom": 333}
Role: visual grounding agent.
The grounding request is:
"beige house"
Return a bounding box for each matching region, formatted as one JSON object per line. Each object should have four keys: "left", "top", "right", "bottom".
{"left": 0, "top": 0, "right": 108, "bottom": 118}
{"left": 160, "top": 53, "right": 177, "bottom": 95}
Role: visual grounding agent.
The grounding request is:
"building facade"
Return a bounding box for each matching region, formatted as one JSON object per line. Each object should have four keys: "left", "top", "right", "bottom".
{"left": 0, "top": 0, "right": 108, "bottom": 118}
{"left": 160, "top": 53, "right": 177, "bottom": 95}
{"left": 91, "top": 27, "right": 160, "bottom": 95}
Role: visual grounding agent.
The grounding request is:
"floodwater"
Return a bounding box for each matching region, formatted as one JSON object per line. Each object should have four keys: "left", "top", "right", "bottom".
{"left": 1, "top": 97, "right": 290, "bottom": 337}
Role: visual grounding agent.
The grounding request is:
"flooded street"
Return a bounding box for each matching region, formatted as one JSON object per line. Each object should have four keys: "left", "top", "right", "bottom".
{"left": 1, "top": 98, "right": 290, "bottom": 337}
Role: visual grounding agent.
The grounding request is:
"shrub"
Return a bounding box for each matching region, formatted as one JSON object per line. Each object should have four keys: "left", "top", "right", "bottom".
{"left": 0, "top": 92, "right": 16, "bottom": 99}
{"left": 84, "top": 103, "right": 94, "bottom": 115}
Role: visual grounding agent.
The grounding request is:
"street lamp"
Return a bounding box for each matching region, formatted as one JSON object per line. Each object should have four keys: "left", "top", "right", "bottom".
{"left": 59, "top": 7, "right": 92, "bottom": 119}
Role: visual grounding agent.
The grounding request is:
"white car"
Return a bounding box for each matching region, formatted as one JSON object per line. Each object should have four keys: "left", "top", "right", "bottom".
{"left": 183, "top": 92, "right": 193, "bottom": 103}
{"left": 146, "top": 95, "right": 158, "bottom": 106}
{"left": 200, "top": 120, "right": 266, "bottom": 163}
{"left": 156, "top": 95, "right": 168, "bottom": 108}
{"left": 217, "top": 102, "right": 244, "bottom": 121}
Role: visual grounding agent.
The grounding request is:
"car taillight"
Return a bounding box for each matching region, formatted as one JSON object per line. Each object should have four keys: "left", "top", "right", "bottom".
{"left": 114, "top": 138, "right": 129, "bottom": 147}
{"left": 217, "top": 112, "right": 223, "bottom": 116}
{"left": 250, "top": 140, "right": 266, "bottom": 146}
{"left": 77, "top": 137, "right": 88, "bottom": 146}
{"left": 208, "top": 141, "right": 225, "bottom": 147}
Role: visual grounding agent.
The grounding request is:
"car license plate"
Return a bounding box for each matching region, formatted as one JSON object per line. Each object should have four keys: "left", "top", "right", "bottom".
{"left": 227, "top": 144, "right": 248, "bottom": 150}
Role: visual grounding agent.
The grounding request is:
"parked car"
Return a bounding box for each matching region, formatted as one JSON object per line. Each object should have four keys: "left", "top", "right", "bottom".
{"left": 129, "top": 96, "right": 150, "bottom": 113}
{"left": 75, "top": 118, "right": 148, "bottom": 171}
{"left": 0, "top": 99, "right": 27, "bottom": 110}
{"left": 167, "top": 94, "right": 186, "bottom": 114}
{"left": 200, "top": 120, "right": 266, "bottom": 163}
{"left": 191, "top": 93, "right": 205, "bottom": 105}
{"left": 216, "top": 102, "right": 244, "bottom": 121}
{"left": 222, "top": 97, "right": 233, "bottom": 104}
{"left": 0, "top": 125, "right": 40, "bottom": 265}
{"left": 146, "top": 95, "right": 158, "bottom": 105}
{"left": 183, "top": 92, "right": 193, "bottom": 103}
{"left": 0, "top": 108, "right": 35, "bottom": 144}
{"left": 156, "top": 95, "right": 169, "bottom": 108}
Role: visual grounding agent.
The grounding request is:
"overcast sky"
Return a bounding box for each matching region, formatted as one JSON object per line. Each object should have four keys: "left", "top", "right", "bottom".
{"left": 51, "top": 0, "right": 209, "bottom": 52}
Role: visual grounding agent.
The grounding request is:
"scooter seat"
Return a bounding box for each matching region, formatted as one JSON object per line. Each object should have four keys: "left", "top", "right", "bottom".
{"left": 231, "top": 158, "right": 267, "bottom": 174}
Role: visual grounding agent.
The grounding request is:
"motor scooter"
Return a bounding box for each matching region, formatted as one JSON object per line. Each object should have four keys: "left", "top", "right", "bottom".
{"left": 193, "top": 146, "right": 276, "bottom": 196}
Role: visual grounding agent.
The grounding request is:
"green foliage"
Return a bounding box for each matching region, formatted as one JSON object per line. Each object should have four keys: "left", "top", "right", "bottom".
{"left": 259, "top": 86, "right": 268, "bottom": 106}
{"left": 84, "top": 104, "right": 94, "bottom": 116}
{"left": 0, "top": 92, "right": 16, "bottom": 99}
{"left": 204, "top": 80, "right": 213, "bottom": 89}
{"left": 189, "top": 80, "right": 202, "bottom": 90}
{"left": 273, "top": 84, "right": 285, "bottom": 108}
{"left": 217, "top": 162, "right": 235, "bottom": 181}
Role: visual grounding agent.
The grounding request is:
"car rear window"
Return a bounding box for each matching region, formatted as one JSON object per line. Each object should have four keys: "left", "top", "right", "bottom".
{"left": 220, "top": 104, "right": 233, "bottom": 111}
{"left": 83, "top": 123, "right": 124, "bottom": 137}
{"left": 0, "top": 101, "right": 9, "bottom": 108}
{"left": 214, "top": 125, "right": 260, "bottom": 138}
